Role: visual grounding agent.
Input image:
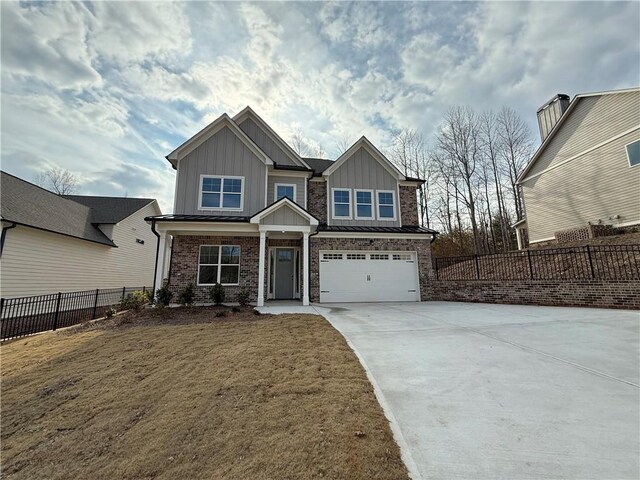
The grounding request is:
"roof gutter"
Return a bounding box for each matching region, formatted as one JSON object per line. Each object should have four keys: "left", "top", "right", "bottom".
{"left": 0, "top": 221, "right": 16, "bottom": 257}
{"left": 150, "top": 219, "right": 161, "bottom": 297}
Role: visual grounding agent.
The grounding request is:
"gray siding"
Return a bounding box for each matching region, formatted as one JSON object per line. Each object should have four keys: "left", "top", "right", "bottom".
{"left": 522, "top": 129, "right": 640, "bottom": 242}
{"left": 527, "top": 91, "right": 640, "bottom": 177}
{"left": 260, "top": 205, "right": 307, "bottom": 226}
{"left": 267, "top": 175, "right": 306, "bottom": 207}
{"left": 328, "top": 147, "right": 400, "bottom": 227}
{"left": 238, "top": 118, "right": 298, "bottom": 166}
{"left": 174, "top": 126, "right": 266, "bottom": 216}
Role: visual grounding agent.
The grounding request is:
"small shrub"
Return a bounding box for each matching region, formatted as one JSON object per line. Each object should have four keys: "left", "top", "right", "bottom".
{"left": 144, "top": 289, "right": 154, "bottom": 303}
{"left": 214, "top": 310, "right": 227, "bottom": 318}
{"left": 236, "top": 288, "right": 251, "bottom": 307}
{"left": 104, "top": 306, "right": 117, "bottom": 318}
{"left": 120, "top": 290, "right": 147, "bottom": 311}
{"left": 177, "top": 283, "right": 195, "bottom": 306}
{"left": 209, "top": 283, "right": 225, "bottom": 305}
{"left": 231, "top": 306, "right": 241, "bottom": 313}
{"left": 155, "top": 285, "right": 173, "bottom": 307}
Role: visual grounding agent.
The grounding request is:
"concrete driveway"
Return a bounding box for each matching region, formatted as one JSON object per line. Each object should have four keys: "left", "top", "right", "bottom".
{"left": 320, "top": 302, "right": 640, "bottom": 480}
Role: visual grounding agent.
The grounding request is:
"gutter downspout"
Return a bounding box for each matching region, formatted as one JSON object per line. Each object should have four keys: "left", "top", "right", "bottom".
{"left": 150, "top": 219, "right": 160, "bottom": 296}
{"left": 307, "top": 227, "right": 320, "bottom": 303}
{"left": 430, "top": 232, "right": 438, "bottom": 244}
{"left": 0, "top": 222, "right": 17, "bottom": 257}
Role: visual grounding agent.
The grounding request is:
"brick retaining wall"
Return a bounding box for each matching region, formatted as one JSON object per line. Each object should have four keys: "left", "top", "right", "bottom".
{"left": 426, "top": 280, "right": 640, "bottom": 310}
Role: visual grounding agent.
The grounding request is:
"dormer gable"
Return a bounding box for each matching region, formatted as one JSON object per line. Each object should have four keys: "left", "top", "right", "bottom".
{"left": 250, "top": 197, "right": 319, "bottom": 227}
{"left": 233, "top": 107, "right": 310, "bottom": 169}
{"left": 166, "top": 113, "right": 273, "bottom": 169}
{"left": 322, "top": 136, "right": 405, "bottom": 180}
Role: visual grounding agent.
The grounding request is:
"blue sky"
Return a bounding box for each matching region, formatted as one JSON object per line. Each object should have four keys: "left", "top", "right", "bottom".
{"left": 2, "top": 1, "right": 639, "bottom": 212}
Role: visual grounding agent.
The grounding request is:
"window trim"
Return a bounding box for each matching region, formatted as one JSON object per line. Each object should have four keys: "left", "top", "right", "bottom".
{"left": 354, "top": 189, "right": 375, "bottom": 220}
{"left": 331, "top": 188, "right": 352, "bottom": 220}
{"left": 625, "top": 139, "right": 640, "bottom": 168}
{"left": 376, "top": 190, "right": 397, "bottom": 221}
{"left": 274, "top": 183, "right": 297, "bottom": 202}
{"left": 198, "top": 175, "right": 245, "bottom": 211}
{"left": 197, "top": 245, "right": 241, "bottom": 286}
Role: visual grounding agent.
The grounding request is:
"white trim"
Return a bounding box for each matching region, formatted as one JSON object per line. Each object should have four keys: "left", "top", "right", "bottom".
{"left": 513, "top": 218, "right": 527, "bottom": 227}
{"left": 323, "top": 136, "right": 404, "bottom": 180}
{"left": 331, "top": 188, "right": 352, "bottom": 220}
{"left": 258, "top": 224, "right": 313, "bottom": 233}
{"left": 625, "top": 139, "right": 640, "bottom": 168}
{"left": 520, "top": 125, "right": 640, "bottom": 183}
{"left": 198, "top": 175, "right": 245, "bottom": 212}
{"left": 156, "top": 222, "right": 257, "bottom": 235}
{"left": 529, "top": 236, "right": 556, "bottom": 244}
{"left": 172, "top": 162, "right": 180, "bottom": 213}
{"left": 315, "top": 231, "right": 434, "bottom": 240}
{"left": 354, "top": 189, "right": 375, "bottom": 220}
{"left": 376, "top": 190, "right": 397, "bottom": 221}
{"left": 302, "top": 233, "right": 309, "bottom": 306}
{"left": 196, "top": 244, "right": 241, "bottom": 287}
{"left": 250, "top": 197, "right": 319, "bottom": 226}
{"left": 257, "top": 232, "right": 266, "bottom": 306}
{"left": 264, "top": 164, "right": 269, "bottom": 208}
{"left": 616, "top": 219, "right": 640, "bottom": 227}
{"left": 268, "top": 169, "right": 312, "bottom": 178}
{"left": 274, "top": 183, "right": 297, "bottom": 203}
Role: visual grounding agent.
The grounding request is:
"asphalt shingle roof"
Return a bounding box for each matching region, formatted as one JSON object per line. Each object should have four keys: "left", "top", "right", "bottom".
{"left": 303, "top": 157, "right": 335, "bottom": 175}
{"left": 63, "top": 195, "right": 155, "bottom": 224}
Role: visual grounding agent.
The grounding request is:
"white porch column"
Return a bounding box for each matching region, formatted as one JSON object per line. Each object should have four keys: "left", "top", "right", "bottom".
{"left": 153, "top": 231, "right": 168, "bottom": 298}
{"left": 257, "top": 231, "right": 266, "bottom": 307}
{"left": 302, "top": 232, "right": 310, "bottom": 306}
{"left": 516, "top": 228, "right": 523, "bottom": 250}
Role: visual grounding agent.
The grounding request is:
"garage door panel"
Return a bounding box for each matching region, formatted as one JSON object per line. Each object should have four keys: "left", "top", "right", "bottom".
{"left": 319, "top": 251, "right": 419, "bottom": 303}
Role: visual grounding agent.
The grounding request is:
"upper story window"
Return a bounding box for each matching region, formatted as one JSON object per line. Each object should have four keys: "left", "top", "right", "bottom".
{"left": 275, "top": 183, "right": 296, "bottom": 202}
{"left": 377, "top": 190, "right": 396, "bottom": 220}
{"left": 332, "top": 189, "right": 351, "bottom": 219}
{"left": 626, "top": 140, "right": 640, "bottom": 167}
{"left": 354, "top": 190, "right": 374, "bottom": 220}
{"left": 199, "top": 175, "right": 244, "bottom": 211}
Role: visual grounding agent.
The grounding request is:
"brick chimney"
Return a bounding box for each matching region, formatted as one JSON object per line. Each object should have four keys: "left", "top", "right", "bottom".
{"left": 536, "top": 94, "right": 570, "bottom": 141}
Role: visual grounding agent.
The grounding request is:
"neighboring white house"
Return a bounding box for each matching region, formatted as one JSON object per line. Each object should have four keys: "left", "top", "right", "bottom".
{"left": 515, "top": 87, "right": 640, "bottom": 248}
{"left": 0, "top": 171, "right": 162, "bottom": 298}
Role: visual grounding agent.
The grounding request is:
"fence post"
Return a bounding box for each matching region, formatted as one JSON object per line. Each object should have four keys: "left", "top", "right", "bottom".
{"left": 0, "top": 297, "right": 4, "bottom": 318}
{"left": 586, "top": 245, "right": 595, "bottom": 279}
{"left": 122, "top": 286, "right": 126, "bottom": 299}
{"left": 92, "top": 289, "right": 99, "bottom": 319}
{"left": 434, "top": 260, "right": 439, "bottom": 280}
{"left": 52, "top": 292, "right": 62, "bottom": 331}
{"left": 527, "top": 250, "right": 534, "bottom": 279}
{"left": 474, "top": 255, "right": 480, "bottom": 280}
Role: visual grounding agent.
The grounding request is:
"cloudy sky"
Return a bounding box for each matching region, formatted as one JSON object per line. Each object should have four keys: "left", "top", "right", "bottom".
{"left": 1, "top": 1, "right": 638, "bottom": 212}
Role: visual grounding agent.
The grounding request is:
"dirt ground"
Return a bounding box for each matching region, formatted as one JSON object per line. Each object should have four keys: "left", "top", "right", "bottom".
{"left": 1, "top": 307, "right": 408, "bottom": 479}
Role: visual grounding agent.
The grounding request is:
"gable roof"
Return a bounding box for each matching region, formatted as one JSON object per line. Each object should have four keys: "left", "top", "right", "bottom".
{"left": 250, "top": 197, "right": 319, "bottom": 225}
{"left": 166, "top": 113, "right": 274, "bottom": 168}
{"left": 63, "top": 195, "right": 157, "bottom": 224}
{"left": 233, "top": 106, "right": 311, "bottom": 169}
{"left": 0, "top": 172, "right": 115, "bottom": 246}
{"left": 303, "top": 157, "right": 334, "bottom": 175}
{"left": 322, "top": 136, "right": 405, "bottom": 179}
{"left": 517, "top": 86, "right": 640, "bottom": 184}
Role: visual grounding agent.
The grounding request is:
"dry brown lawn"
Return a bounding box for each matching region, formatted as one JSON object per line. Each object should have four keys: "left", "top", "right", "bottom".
{"left": 1, "top": 307, "right": 408, "bottom": 479}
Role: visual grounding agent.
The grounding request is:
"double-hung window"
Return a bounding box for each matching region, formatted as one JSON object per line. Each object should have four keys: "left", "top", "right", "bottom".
{"left": 275, "top": 183, "right": 296, "bottom": 202}
{"left": 200, "top": 175, "right": 244, "bottom": 210}
{"left": 332, "top": 189, "right": 351, "bottom": 219}
{"left": 377, "top": 190, "right": 396, "bottom": 220}
{"left": 354, "top": 190, "right": 374, "bottom": 220}
{"left": 626, "top": 140, "right": 640, "bottom": 167}
{"left": 198, "top": 245, "right": 241, "bottom": 285}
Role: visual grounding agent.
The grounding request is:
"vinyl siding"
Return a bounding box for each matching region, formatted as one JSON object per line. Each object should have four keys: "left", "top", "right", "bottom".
{"left": 260, "top": 205, "right": 308, "bottom": 226}
{"left": 174, "top": 126, "right": 266, "bottom": 216}
{"left": 527, "top": 91, "right": 640, "bottom": 177}
{"left": 0, "top": 202, "right": 159, "bottom": 298}
{"left": 267, "top": 175, "right": 306, "bottom": 207}
{"left": 328, "top": 147, "right": 400, "bottom": 227}
{"left": 238, "top": 118, "right": 298, "bottom": 166}
{"left": 522, "top": 130, "right": 640, "bottom": 242}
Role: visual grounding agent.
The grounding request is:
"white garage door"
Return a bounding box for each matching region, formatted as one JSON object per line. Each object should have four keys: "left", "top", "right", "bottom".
{"left": 319, "top": 251, "right": 420, "bottom": 303}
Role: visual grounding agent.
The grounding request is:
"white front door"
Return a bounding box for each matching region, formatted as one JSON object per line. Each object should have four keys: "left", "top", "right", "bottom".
{"left": 319, "top": 251, "right": 419, "bottom": 303}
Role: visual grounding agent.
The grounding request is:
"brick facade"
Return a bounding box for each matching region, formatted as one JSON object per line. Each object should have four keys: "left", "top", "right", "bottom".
{"left": 307, "top": 181, "right": 327, "bottom": 224}
{"left": 399, "top": 185, "right": 419, "bottom": 226}
{"left": 426, "top": 280, "right": 640, "bottom": 310}
{"left": 309, "top": 236, "right": 434, "bottom": 302}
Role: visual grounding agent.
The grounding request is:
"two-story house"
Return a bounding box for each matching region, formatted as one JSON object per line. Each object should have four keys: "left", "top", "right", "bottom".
{"left": 147, "top": 107, "right": 437, "bottom": 306}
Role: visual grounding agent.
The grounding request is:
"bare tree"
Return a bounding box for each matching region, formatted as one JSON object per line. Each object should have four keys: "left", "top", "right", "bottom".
{"left": 290, "top": 130, "right": 326, "bottom": 158}
{"left": 335, "top": 134, "right": 355, "bottom": 155}
{"left": 35, "top": 167, "right": 79, "bottom": 195}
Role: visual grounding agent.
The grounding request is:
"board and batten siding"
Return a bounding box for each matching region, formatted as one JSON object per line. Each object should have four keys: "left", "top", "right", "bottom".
{"left": 266, "top": 175, "right": 306, "bottom": 207}
{"left": 238, "top": 118, "right": 298, "bottom": 166}
{"left": 328, "top": 147, "right": 400, "bottom": 227}
{"left": 174, "top": 126, "right": 266, "bottom": 216}
{"left": 527, "top": 91, "right": 640, "bottom": 177}
{"left": 0, "top": 202, "right": 160, "bottom": 298}
{"left": 260, "top": 205, "right": 308, "bottom": 226}
{"left": 522, "top": 129, "right": 640, "bottom": 242}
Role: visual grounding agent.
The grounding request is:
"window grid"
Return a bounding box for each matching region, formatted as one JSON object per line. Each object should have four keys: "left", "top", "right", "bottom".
{"left": 354, "top": 189, "right": 374, "bottom": 220}
{"left": 200, "top": 176, "right": 243, "bottom": 210}
{"left": 370, "top": 254, "right": 389, "bottom": 260}
{"left": 323, "top": 253, "right": 343, "bottom": 260}
{"left": 275, "top": 183, "right": 296, "bottom": 202}
{"left": 377, "top": 190, "right": 396, "bottom": 220}
{"left": 346, "top": 253, "right": 366, "bottom": 260}
{"left": 393, "top": 253, "right": 412, "bottom": 261}
{"left": 198, "top": 245, "right": 241, "bottom": 286}
{"left": 332, "top": 189, "right": 351, "bottom": 219}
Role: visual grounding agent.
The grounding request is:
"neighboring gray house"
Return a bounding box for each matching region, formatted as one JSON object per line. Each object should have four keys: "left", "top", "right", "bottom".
{"left": 0, "top": 172, "right": 161, "bottom": 298}
{"left": 515, "top": 87, "right": 640, "bottom": 248}
{"left": 147, "top": 107, "right": 436, "bottom": 306}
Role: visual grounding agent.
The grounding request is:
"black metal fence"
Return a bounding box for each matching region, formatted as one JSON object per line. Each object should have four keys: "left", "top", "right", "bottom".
{"left": 433, "top": 245, "right": 640, "bottom": 281}
{"left": 1, "top": 286, "right": 146, "bottom": 341}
